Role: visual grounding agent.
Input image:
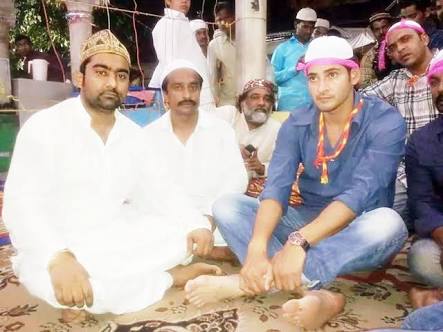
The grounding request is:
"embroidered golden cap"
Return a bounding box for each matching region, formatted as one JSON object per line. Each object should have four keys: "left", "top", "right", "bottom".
{"left": 80, "top": 29, "right": 131, "bottom": 66}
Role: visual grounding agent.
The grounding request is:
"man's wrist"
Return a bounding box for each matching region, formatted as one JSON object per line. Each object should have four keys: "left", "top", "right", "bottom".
{"left": 248, "top": 238, "right": 267, "bottom": 254}
{"left": 287, "top": 231, "right": 310, "bottom": 251}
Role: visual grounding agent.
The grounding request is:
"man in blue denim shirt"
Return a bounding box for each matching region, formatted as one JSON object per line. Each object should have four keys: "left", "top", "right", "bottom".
{"left": 184, "top": 36, "right": 408, "bottom": 329}
{"left": 271, "top": 7, "right": 316, "bottom": 111}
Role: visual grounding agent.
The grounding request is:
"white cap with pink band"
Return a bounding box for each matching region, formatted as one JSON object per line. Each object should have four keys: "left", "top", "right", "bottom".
{"left": 296, "top": 36, "right": 359, "bottom": 75}
{"left": 427, "top": 50, "right": 443, "bottom": 82}
{"left": 385, "top": 19, "right": 426, "bottom": 43}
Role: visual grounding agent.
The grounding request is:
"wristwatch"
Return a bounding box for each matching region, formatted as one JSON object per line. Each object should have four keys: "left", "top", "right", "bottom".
{"left": 287, "top": 231, "right": 310, "bottom": 251}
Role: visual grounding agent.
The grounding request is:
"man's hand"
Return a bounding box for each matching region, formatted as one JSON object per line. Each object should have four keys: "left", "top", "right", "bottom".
{"left": 240, "top": 146, "right": 265, "bottom": 176}
{"left": 240, "top": 245, "right": 273, "bottom": 295}
{"left": 187, "top": 228, "right": 214, "bottom": 257}
{"left": 240, "top": 145, "right": 251, "bottom": 160}
{"left": 271, "top": 243, "right": 306, "bottom": 291}
{"left": 48, "top": 251, "right": 93, "bottom": 308}
{"left": 246, "top": 151, "right": 265, "bottom": 176}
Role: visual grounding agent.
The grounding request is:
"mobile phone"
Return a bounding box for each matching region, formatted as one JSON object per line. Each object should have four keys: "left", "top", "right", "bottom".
{"left": 245, "top": 144, "right": 256, "bottom": 154}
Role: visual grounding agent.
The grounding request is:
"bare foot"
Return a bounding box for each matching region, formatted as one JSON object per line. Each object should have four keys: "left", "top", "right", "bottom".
{"left": 60, "top": 309, "right": 87, "bottom": 323}
{"left": 282, "top": 290, "right": 345, "bottom": 329}
{"left": 184, "top": 274, "right": 245, "bottom": 307}
{"left": 207, "top": 246, "right": 239, "bottom": 263}
{"left": 409, "top": 287, "right": 443, "bottom": 309}
{"left": 169, "top": 262, "right": 223, "bottom": 288}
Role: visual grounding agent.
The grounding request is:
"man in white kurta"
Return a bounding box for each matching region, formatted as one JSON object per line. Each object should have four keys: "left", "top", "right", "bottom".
{"left": 214, "top": 79, "right": 281, "bottom": 178}
{"left": 3, "top": 30, "right": 216, "bottom": 316}
{"left": 149, "top": 1, "right": 214, "bottom": 110}
{"left": 189, "top": 19, "right": 210, "bottom": 58}
{"left": 207, "top": 2, "right": 237, "bottom": 106}
{"left": 144, "top": 60, "right": 248, "bottom": 249}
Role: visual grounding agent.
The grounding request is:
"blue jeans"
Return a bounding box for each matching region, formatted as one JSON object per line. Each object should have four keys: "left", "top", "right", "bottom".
{"left": 213, "top": 194, "right": 408, "bottom": 289}
{"left": 402, "top": 301, "right": 443, "bottom": 330}
{"left": 408, "top": 239, "right": 443, "bottom": 288}
{"left": 393, "top": 179, "right": 412, "bottom": 231}
{"left": 370, "top": 301, "right": 443, "bottom": 331}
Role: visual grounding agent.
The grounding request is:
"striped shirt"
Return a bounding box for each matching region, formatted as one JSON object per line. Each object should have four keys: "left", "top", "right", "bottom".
{"left": 361, "top": 68, "right": 439, "bottom": 186}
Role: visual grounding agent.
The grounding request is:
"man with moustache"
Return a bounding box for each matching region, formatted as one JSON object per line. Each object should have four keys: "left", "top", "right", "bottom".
{"left": 150, "top": 0, "right": 215, "bottom": 110}
{"left": 214, "top": 79, "right": 281, "bottom": 179}
{"left": 144, "top": 59, "right": 248, "bottom": 261}
{"left": 402, "top": 50, "right": 443, "bottom": 330}
{"left": 3, "top": 31, "right": 221, "bottom": 320}
{"left": 362, "top": 19, "right": 439, "bottom": 229}
{"left": 359, "top": 12, "right": 395, "bottom": 88}
{"left": 184, "top": 36, "right": 407, "bottom": 330}
{"left": 190, "top": 19, "right": 210, "bottom": 57}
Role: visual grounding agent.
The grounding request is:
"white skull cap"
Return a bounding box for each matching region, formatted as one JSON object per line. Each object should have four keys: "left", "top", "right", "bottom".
{"left": 315, "top": 18, "right": 330, "bottom": 29}
{"left": 296, "top": 7, "right": 317, "bottom": 22}
{"left": 297, "top": 36, "right": 358, "bottom": 74}
{"left": 427, "top": 50, "right": 443, "bottom": 80}
{"left": 189, "top": 19, "right": 208, "bottom": 33}
{"left": 160, "top": 59, "right": 203, "bottom": 86}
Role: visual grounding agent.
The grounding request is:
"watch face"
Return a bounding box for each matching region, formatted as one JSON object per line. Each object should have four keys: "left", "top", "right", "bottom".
{"left": 288, "top": 232, "right": 309, "bottom": 250}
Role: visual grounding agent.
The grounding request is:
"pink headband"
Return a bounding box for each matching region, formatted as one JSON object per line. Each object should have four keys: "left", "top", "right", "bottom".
{"left": 385, "top": 19, "right": 425, "bottom": 43}
{"left": 296, "top": 57, "right": 359, "bottom": 75}
{"left": 427, "top": 61, "right": 443, "bottom": 81}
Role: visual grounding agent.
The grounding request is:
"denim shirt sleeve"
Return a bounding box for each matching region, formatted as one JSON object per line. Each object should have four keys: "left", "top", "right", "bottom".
{"left": 333, "top": 111, "right": 406, "bottom": 215}
{"left": 406, "top": 133, "right": 443, "bottom": 238}
{"left": 271, "top": 44, "right": 297, "bottom": 86}
{"left": 259, "top": 117, "right": 301, "bottom": 214}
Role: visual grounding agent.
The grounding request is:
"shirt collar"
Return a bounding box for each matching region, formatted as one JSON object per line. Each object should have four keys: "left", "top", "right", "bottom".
{"left": 159, "top": 109, "right": 212, "bottom": 132}
{"left": 301, "top": 92, "right": 365, "bottom": 134}
{"left": 350, "top": 92, "right": 365, "bottom": 129}
{"left": 74, "top": 95, "right": 93, "bottom": 124}
{"left": 403, "top": 51, "right": 437, "bottom": 78}
{"left": 164, "top": 8, "right": 187, "bottom": 20}
{"left": 291, "top": 35, "right": 308, "bottom": 46}
{"left": 74, "top": 95, "right": 125, "bottom": 139}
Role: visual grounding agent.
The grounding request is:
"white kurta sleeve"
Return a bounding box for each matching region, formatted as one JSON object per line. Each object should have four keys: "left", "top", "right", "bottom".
{"left": 3, "top": 116, "right": 66, "bottom": 268}
{"left": 207, "top": 40, "right": 220, "bottom": 102}
{"left": 205, "top": 124, "right": 248, "bottom": 216}
{"left": 133, "top": 141, "right": 211, "bottom": 234}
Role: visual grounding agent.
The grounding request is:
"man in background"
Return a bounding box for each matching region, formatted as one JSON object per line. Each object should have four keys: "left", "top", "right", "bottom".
{"left": 190, "top": 19, "right": 210, "bottom": 57}
{"left": 401, "top": 0, "right": 443, "bottom": 50}
{"left": 14, "top": 34, "right": 68, "bottom": 82}
{"left": 207, "top": 1, "right": 237, "bottom": 106}
{"left": 362, "top": 20, "right": 439, "bottom": 229}
{"left": 214, "top": 79, "right": 281, "bottom": 179}
{"left": 271, "top": 7, "right": 316, "bottom": 111}
{"left": 312, "top": 18, "right": 330, "bottom": 39}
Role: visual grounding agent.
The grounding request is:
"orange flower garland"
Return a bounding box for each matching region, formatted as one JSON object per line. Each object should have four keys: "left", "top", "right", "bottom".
{"left": 314, "top": 99, "right": 364, "bottom": 184}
